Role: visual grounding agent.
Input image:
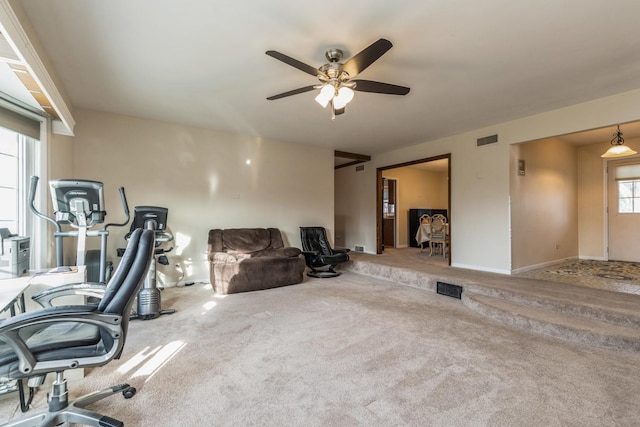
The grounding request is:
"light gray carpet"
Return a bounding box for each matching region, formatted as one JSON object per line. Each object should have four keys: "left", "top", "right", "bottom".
{"left": 1, "top": 273, "right": 639, "bottom": 426}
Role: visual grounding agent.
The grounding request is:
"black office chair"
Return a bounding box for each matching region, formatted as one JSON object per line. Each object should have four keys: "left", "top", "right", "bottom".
{"left": 0, "top": 228, "right": 154, "bottom": 427}
{"left": 299, "top": 226, "right": 350, "bottom": 278}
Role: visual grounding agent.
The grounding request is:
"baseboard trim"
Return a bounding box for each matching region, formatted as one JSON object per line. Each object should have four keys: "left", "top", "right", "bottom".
{"left": 511, "top": 256, "right": 578, "bottom": 275}
{"left": 451, "top": 263, "right": 510, "bottom": 275}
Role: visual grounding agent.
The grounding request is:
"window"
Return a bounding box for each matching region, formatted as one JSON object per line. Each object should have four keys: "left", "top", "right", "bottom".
{"left": 615, "top": 164, "right": 640, "bottom": 214}
{"left": 0, "top": 125, "right": 39, "bottom": 234}
{"left": 0, "top": 102, "right": 45, "bottom": 274}
{"left": 0, "top": 127, "right": 19, "bottom": 232}
{"left": 618, "top": 179, "right": 640, "bottom": 213}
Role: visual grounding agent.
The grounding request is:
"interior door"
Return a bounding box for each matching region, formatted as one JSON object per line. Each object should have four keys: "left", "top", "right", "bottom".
{"left": 607, "top": 159, "right": 640, "bottom": 261}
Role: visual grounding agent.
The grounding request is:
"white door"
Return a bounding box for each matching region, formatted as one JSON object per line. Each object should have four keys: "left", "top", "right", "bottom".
{"left": 607, "top": 159, "right": 640, "bottom": 261}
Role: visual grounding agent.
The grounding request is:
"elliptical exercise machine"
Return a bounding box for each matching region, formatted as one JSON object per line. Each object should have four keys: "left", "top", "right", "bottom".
{"left": 29, "top": 176, "right": 130, "bottom": 282}
{"left": 119, "top": 206, "right": 176, "bottom": 320}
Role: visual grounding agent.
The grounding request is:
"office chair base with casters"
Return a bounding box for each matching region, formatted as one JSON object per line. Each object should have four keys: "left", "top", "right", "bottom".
{"left": 4, "top": 373, "right": 136, "bottom": 427}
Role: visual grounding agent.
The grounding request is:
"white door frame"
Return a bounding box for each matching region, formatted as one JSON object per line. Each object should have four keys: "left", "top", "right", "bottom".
{"left": 603, "top": 155, "right": 640, "bottom": 261}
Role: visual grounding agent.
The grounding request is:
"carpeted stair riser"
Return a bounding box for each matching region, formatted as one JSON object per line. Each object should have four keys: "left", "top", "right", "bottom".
{"left": 461, "top": 283, "right": 640, "bottom": 329}
{"left": 463, "top": 292, "right": 640, "bottom": 353}
{"left": 344, "top": 259, "right": 640, "bottom": 352}
{"left": 345, "top": 259, "right": 439, "bottom": 292}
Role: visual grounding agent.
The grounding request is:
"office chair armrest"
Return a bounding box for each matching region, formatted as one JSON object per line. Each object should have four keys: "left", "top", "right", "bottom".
{"left": 332, "top": 248, "right": 351, "bottom": 254}
{"left": 301, "top": 250, "right": 321, "bottom": 256}
{"left": 31, "top": 282, "right": 107, "bottom": 308}
{"left": 0, "top": 307, "right": 124, "bottom": 376}
{"left": 300, "top": 250, "right": 321, "bottom": 264}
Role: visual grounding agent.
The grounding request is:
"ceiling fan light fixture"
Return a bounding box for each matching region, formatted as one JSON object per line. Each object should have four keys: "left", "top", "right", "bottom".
{"left": 601, "top": 125, "right": 637, "bottom": 158}
{"left": 315, "top": 84, "right": 334, "bottom": 108}
{"left": 266, "top": 38, "right": 410, "bottom": 118}
{"left": 333, "top": 86, "right": 354, "bottom": 109}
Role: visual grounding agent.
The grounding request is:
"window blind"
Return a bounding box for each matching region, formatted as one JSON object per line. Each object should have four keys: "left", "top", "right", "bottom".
{"left": 0, "top": 104, "right": 40, "bottom": 139}
{"left": 615, "top": 164, "right": 640, "bottom": 181}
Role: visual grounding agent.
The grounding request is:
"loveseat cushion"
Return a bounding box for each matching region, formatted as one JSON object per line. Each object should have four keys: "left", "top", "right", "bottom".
{"left": 208, "top": 247, "right": 301, "bottom": 263}
{"left": 222, "top": 228, "right": 271, "bottom": 253}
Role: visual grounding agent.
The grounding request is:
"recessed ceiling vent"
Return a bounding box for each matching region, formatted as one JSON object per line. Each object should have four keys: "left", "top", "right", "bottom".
{"left": 477, "top": 134, "right": 498, "bottom": 147}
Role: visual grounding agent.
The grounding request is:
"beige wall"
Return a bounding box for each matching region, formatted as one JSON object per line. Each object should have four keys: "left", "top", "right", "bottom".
{"left": 44, "top": 130, "right": 75, "bottom": 266}
{"left": 382, "top": 167, "right": 448, "bottom": 247}
{"left": 71, "top": 109, "right": 334, "bottom": 284}
{"left": 336, "top": 88, "right": 640, "bottom": 274}
{"left": 510, "top": 138, "right": 578, "bottom": 271}
{"left": 335, "top": 164, "right": 371, "bottom": 250}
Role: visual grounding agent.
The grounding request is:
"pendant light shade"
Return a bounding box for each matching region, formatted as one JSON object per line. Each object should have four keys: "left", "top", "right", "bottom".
{"left": 602, "top": 125, "right": 637, "bottom": 158}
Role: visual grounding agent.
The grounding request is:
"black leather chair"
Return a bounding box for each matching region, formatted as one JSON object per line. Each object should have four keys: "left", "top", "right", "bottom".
{"left": 0, "top": 228, "right": 154, "bottom": 427}
{"left": 299, "top": 226, "right": 350, "bottom": 278}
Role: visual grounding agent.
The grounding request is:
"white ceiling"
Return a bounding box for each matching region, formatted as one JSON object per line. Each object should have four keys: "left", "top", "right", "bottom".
{"left": 5, "top": 0, "right": 640, "bottom": 156}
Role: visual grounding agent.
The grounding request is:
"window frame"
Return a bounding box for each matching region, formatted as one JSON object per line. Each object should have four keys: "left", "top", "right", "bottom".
{"left": 0, "top": 98, "right": 48, "bottom": 273}
{"left": 617, "top": 179, "right": 640, "bottom": 214}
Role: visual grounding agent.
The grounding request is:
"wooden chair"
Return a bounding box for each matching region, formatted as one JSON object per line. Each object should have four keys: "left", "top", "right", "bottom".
{"left": 429, "top": 214, "right": 449, "bottom": 257}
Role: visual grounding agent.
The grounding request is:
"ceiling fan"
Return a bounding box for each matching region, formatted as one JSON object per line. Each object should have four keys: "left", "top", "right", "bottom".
{"left": 266, "top": 38, "right": 410, "bottom": 118}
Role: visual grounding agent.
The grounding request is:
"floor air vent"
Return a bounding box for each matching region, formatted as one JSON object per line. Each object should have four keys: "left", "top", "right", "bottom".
{"left": 437, "top": 282, "right": 463, "bottom": 299}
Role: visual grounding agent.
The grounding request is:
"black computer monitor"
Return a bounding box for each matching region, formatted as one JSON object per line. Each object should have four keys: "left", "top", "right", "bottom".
{"left": 49, "top": 179, "right": 106, "bottom": 225}
{"left": 131, "top": 206, "right": 168, "bottom": 231}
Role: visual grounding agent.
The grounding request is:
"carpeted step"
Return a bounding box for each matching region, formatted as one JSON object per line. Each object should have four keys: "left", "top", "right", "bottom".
{"left": 461, "top": 282, "right": 640, "bottom": 329}
{"left": 462, "top": 292, "right": 640, "bottom": 353}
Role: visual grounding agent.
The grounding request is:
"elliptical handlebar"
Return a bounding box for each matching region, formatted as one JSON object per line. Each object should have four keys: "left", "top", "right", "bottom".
{"left": 102, "top": 187, "right": 130, "bottom": 231}
{"left": 29, "top": 176, "right": 61, "bottom": 233}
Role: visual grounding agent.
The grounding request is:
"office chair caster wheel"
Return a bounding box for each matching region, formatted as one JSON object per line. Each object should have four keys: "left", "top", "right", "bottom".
{"left": 122, "top": 386, "right": 136, "bottom": 399}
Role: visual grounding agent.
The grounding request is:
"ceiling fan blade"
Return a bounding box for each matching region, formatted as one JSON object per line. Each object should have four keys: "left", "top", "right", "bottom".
{"left": 266, "top": 50, "right": 327, "bottom": 78}
{"left": 266, "top": 85, "right": 317, "bottom": 100}
{"left": 340, "top": 38, "right": 393, "bottom": 78}
{"left": 352, "top": 79, "right": 410, "bottom": 95}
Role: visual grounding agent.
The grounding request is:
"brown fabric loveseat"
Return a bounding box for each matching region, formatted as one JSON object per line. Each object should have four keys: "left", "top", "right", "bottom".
{"left": 207, "top": 228, "right": 305, "bottom": 294}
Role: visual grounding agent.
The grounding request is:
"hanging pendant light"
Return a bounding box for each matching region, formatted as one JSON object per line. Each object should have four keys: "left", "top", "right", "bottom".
{"left": 602, "top": 125, "right": 637, "bottom": 158}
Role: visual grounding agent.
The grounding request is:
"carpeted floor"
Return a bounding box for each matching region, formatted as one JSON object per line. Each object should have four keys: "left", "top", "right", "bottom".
{"left": 516, "top": 259, "right": 640, "bottom": 295}
{"left": 0, "top": 274, "right": 639, "bottom": 426}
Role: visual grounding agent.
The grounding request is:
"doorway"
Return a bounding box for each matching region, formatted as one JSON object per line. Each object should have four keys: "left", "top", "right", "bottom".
{"left": 382, "top": 178, "right": 397, "bottom": 250}
{"left": 607, "top": 158, "right": 640, "bottom": 262}
{"left": 376, "top": 154, "right": 451, "bottom": 265}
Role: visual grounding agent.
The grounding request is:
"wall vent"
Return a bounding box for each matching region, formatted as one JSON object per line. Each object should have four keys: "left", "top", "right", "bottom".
{"left": 477, "top": 134, "right": 498, "bottom": 147}
{"left": 355, "top": 165, "right": 365, "bottom": 172}
{"left": 436, "top": 281, "right": 463, "bottom": 299}
{"left": 354, "top": 245, "right": 365, "bottom": 252}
